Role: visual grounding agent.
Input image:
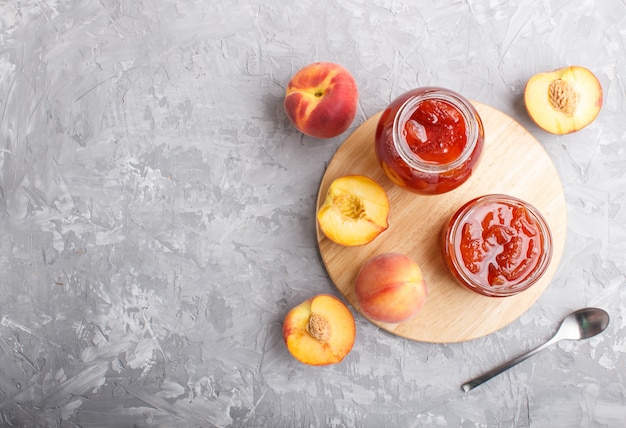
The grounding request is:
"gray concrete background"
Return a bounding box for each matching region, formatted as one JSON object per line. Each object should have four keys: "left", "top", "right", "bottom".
{"left": 0, "top": 0, "right": 624, "bottom": 426}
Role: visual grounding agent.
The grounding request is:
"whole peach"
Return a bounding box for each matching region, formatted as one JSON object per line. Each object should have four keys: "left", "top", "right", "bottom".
{"left": 284, "top": 62, "right": 358, "bottom": 138}
{"left": 355, "top": 253, "right": 427, "bottom": 323}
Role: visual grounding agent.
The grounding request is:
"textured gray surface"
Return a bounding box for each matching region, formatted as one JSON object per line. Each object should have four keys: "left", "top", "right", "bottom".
{"left": 0, "top": 0, "right": 624, "bottom": 427}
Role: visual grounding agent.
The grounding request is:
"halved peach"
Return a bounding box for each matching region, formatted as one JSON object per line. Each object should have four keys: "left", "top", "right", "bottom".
{"left": 317, "top": 175, "right": 390, "bottom": 246}
{"left": 282, "top": 294, "right": 356, "bottom": 366}
{"left": 524, "top": 66, "right": 602, "bottom": 134}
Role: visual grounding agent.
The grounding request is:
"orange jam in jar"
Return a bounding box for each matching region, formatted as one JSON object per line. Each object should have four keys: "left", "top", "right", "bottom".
{"left": 442, "top": 195, "right": 553, "bottom": 297}
{"left": 375, "top": 87, "right": 484, "bottom": 195}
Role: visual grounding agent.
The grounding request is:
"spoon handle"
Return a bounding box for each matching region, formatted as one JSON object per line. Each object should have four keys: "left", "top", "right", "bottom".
{"left": 461, "top": 337, "right": 558, "bottom": 392}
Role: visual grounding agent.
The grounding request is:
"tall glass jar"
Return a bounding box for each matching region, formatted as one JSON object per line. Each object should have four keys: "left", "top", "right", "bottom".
{"left": 375, "top": 87, "right": 484, "bottom": 195}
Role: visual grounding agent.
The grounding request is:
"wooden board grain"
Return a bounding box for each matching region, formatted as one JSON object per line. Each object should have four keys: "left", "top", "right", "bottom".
{"left": 316, "top": 102, "right": 567, "bottom": 343}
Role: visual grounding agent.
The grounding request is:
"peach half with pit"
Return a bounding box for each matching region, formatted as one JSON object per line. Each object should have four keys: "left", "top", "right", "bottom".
{"left": 282, "top": 294, "right": 356, "bottom": 366}
{"left": 524, "top": 66, "right": 602, "bottom": 134}
{"left": 284, "top": 62, "right": 358, "bottom": 138}
{"left": 317, "top": 175, "right": 390, "bottom": 247}
{"left": 355, "top": 253, "right": 427, "bottom": 324}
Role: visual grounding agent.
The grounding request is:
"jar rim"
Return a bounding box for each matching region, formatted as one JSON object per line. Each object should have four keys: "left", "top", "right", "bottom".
{"left": 392, "top": 87, "right": 481, "bottom": 173}
{"left": 445, "top": 194, "right": 553, "bottom": 297}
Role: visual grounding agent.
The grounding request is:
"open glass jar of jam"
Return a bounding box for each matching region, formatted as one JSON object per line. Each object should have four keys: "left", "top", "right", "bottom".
{"left": 442, "top": 194, "right": 553, "bottom": 297}
{"left": 375, "top": 87, "right": 484, "bottom": 195}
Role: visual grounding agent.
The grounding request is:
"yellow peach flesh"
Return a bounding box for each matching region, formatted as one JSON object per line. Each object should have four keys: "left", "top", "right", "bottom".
{"left": 317, "top": 175, "right": 390, "bottom": 246}
{"left": 524, "top": 66, "right": 602, "bottom": 134}
{"left": 283, "top": 294, "right": 355, "bottom": 366}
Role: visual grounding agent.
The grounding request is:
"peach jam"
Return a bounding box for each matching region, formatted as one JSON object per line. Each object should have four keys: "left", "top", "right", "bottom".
{"left": 375, "top": 87, "right": 484, "bottom": 195}
{"left": 442, "top": 195, "right": 553, "bottom": 297}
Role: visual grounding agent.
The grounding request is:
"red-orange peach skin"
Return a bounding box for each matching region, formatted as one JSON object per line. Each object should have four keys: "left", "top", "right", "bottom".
{"left": 284, "top": 62, "right": 358, "bottom": 138}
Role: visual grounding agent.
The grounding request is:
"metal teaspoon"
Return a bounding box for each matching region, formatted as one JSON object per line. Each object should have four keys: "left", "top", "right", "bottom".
{"left": 462, "top": 307, "right": 610, "bottom": 392}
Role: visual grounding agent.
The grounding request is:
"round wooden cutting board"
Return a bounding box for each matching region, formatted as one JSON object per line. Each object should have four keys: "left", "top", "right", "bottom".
{"left": 316, "top": 102, "right": 567, "bottom": 343}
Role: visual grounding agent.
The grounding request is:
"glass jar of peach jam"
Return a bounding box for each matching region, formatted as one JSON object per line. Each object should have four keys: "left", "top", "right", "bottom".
{"left": 442, "top": 194, "right": 553, "bottom": 297}
{"left": 375, "top": 87, "right": 484, "bottom": 195}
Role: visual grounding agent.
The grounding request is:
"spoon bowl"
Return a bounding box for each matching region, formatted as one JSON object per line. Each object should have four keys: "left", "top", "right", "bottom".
{"left": 462, "top": 307, "right": 610, "bottom": 392}
{"left": 569, "top": 307, "right": 610, "bottom": 339}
